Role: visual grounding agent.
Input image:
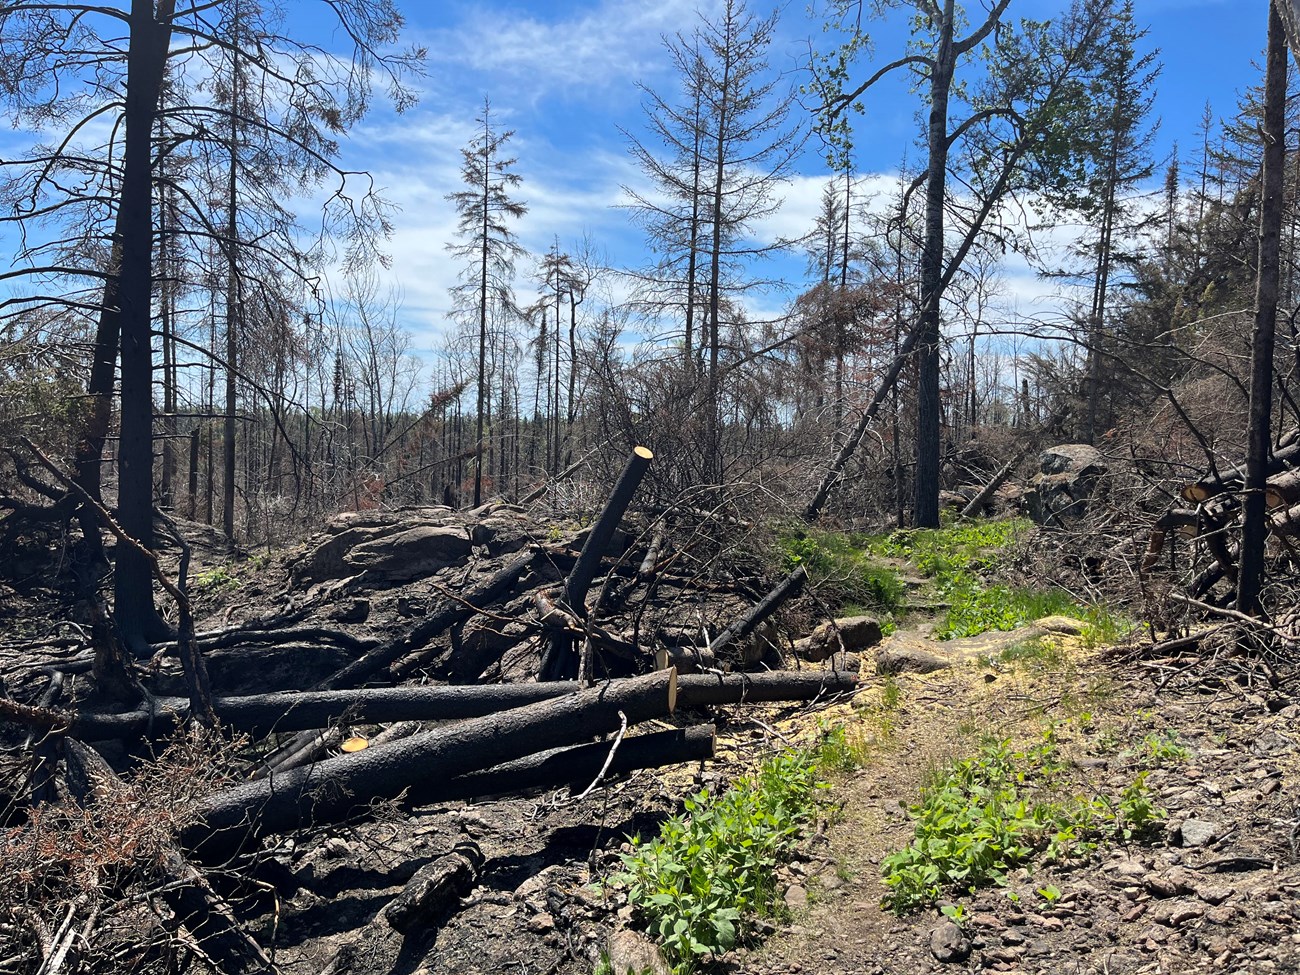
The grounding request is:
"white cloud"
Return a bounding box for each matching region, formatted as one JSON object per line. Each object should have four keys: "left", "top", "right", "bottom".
{"left": 417, "top": 0, "right": 706, "bottom": 103}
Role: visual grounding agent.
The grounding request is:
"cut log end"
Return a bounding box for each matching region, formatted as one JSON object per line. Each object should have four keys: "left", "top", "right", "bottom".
{"left": 666, "top": 667, "right": 677, "bottom": 714}
{"left": 633, "top": 445, "right": 654, "bottom": 461}
{"left": 654, "top": 646, "right": 717, "bottom": 675}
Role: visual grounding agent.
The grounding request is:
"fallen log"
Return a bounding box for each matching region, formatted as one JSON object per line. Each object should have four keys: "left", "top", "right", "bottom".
{"left": 64, "top": 741, "right": 275, "bottom": 974}
{"left": 1268, "top": 499, "right": 1300, "bottom": 538}
{"left": 318, "top": 548, "right": 541, "bottom": 692}
{"left": 427, "top": 724, "right": 716, "bottom": 804}
{"left": 1140, "top": 508, "right": 1200, "bottom": 573}
{"left": 185, "top": 669, "right": 678, "bottom": 864}
{"left": 639, "top": 524, "right": 666, "bottom": 581}
{"left": 654, "top": 645, "right": 718, "bottom": 674}
{"left": 112, "top": 674, "right": 833, "bottom": 745}
{"left": 385, "top": 843, "right": 482, "bottom": 934}
{"left": 68, "top": 683, "right": 585, "bottom": 740}
{"left": 1180, "top": 431, "right": 1300, "bottom": 504}
{"left": 257, "top": 550, "right": 540, "bottom": 775}
{"left": 542, "top": 446, "right": 654, "bottom": 681}
{"left": 707, "top": 565, "right": 807, "bottom": 658}
{"left": 960, "top": 451, "right": 1026, "bottom": 519}
{"left": 1265, "top": 468, "right": 1300, "bottom": 509}
{"left": 675, "top": 670, "right": 856, "bottom": 708}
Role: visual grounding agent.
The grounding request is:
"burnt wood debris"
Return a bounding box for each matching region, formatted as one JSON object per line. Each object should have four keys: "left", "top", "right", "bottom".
{"left": 1, "top": 445, "right": 862, "bottom": 965}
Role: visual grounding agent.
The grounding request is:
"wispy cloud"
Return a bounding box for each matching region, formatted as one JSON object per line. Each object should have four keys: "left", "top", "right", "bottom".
{"left": 417, "top": 0, "right": 705, "bottom": 104}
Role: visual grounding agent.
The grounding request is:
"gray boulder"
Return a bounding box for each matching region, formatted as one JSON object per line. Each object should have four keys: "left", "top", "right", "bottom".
{"left": 346, "top": 525, "right": 472, "bottom": 582}
{"left": 1026, "top": 443, "right": 1109, "bottom": 525}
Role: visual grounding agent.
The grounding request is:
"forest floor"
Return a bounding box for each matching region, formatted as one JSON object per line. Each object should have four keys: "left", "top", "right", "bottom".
{"left": 1, "top": 509, "right": 1298, "bottom": 975}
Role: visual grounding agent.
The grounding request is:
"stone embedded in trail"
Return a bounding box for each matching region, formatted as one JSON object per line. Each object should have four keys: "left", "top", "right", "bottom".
{"left": 784, "top": 883, "right": 809, "bottom": 910}
{"left": 606, "top": 929, "right": 672, "bottom": 975}
{"left": 876, "top": 645, "right": 953, "bottom": 675}
{"left": 1146, "top": 867, "right": 1197, "bottom": 898}
{"left": 1152, "top": 901, "right": 1204, "bottom": 928}
{"left": 929, "top": 920, "right": 972, "bottom": 963}
{"left": 1178, "top": 818, "right": 1220, "bottom": 848}
{"left": 1195, "top": 884, "right": 1235, "bottom": 905}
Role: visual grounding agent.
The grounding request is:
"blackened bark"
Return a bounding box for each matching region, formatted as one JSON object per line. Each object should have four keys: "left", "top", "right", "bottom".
{"left": 115, "top": 0, "right": 176, "bottom": 653}
{"left": 913, "top": 0, "right": 956, "bottom": 530}
{"left": 184, "top": 669, "right": 678, "bottom": 864}
{"left": 541, "top": 447, "right": 652, "bottom": 680}
{"left": 1238, "top": 1, "right": 1288, "bottom": 615}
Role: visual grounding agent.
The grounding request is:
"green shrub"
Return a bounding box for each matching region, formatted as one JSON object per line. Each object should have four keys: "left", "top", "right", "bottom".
{"left": 613, "top": 749, "right": 825, "bottom": 973}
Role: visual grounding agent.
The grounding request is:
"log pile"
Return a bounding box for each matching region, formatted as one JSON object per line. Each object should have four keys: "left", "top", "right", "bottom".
{"left": 0, "top": 446, "right": 860, "bottom": 969}
{"left": 1145, "top": 431, "right": 1300, "bottom": 602}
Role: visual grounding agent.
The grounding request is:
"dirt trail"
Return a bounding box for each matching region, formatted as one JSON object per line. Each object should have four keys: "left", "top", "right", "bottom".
{"left": 727, "top": 623, "right": 1300, "bottom": 975}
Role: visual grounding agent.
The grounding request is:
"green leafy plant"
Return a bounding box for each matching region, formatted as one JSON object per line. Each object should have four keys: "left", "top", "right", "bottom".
{"left": 879, "top": 675, "right": 902, "bottom": 711}
{"left": 1138, "top": 730, "right": 1190, "bottom": 764}
{"left": 191, "top": 564, "right": 240, "bottom": 593}
{"left": 864, "top": 518, "right": 1127, "bottom": 643}
{"left": 1037, "top": 883, "right": 1063, "bottom": 904}
{"left": 613, "top": 749, "right": 826, "bottom": 973}
{"left": 880, "top": 730, "right": 1164, "bottom": 913}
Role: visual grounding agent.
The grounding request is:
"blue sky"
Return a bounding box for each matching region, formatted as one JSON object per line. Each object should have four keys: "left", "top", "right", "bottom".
{"left": 0, "top": 0, "right": 1269, "bottom": 361}
{"left": 342, "top": 0, "right": 1266, "bottom": 353}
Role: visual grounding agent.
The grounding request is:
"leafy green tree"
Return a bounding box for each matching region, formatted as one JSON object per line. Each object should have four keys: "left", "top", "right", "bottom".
{"left": 1034, "top": 0, "right": 1161, "bottom": 442}
{"left": 805, "top": 0, "right": 1111, "bottom": 524}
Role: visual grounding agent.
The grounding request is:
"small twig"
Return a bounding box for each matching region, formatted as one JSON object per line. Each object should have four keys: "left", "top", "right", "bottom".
{"left": 1170, "top": 591, "right": 1281, "bottom": 631}
{"left": 33, "top": 899, "right": 79, "bottom": 975}
{"left": 567, "top": 710, "right": 628, "bottom": 804}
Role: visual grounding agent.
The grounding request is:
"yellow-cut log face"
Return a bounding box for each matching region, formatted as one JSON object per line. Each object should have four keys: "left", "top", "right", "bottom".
{"left": 340, "top": 737, "right": 369, "bottom": 753}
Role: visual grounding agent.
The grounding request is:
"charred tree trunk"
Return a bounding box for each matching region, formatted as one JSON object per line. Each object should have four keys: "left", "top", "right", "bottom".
{"left": 707, "top": 565, "right": 807, "bottom": 657}
{"left": 71, "top": 682, "right": 583, "bottom": 740}
{"left": 186, "top": 669, "right": 678, "bottom": 864}
{"left": 115, "top": 0, "right": 177, "bottom": 654}
{"left": 541, "top": 447, "right": 652, "bottom": 681}
{"left": 1238, "top": 1, "right": 1288, "bottom": 615}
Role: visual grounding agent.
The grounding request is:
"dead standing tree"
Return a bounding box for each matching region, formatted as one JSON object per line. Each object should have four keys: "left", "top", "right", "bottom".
{"left": 804, "top": 0, "right": 1110, "bottom": 524}
{"left": 0, "top": 0, "right": 423, "bottom": 655}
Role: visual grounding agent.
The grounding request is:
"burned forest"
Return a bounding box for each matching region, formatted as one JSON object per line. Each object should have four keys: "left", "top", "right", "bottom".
{"left": 2, "top": 1, "right": 1300, "bottom": 974}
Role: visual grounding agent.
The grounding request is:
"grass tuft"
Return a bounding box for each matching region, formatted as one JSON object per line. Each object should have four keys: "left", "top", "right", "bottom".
{"left": 777, "top": 527, "right": 905, "bottom": 615}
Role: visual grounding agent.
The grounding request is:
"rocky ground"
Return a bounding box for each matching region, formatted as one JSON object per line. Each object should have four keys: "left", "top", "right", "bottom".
{"left": 733, "top": 628, "right": 1300, "bottom": 975}
{"left": 1, "top": 504, "right": 1297, "bottom": 975}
